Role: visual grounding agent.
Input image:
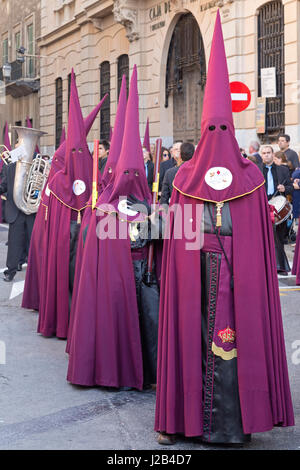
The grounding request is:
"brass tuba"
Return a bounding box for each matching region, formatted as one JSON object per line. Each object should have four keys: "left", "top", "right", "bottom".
{"left": 0, "top": 144, "right": 13, "bottom": 165}
{"left": 11, "top": 126, "right": 48, "bottom": 215}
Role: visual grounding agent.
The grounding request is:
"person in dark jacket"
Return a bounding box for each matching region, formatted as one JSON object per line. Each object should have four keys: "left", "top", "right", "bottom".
{"left": 260, "top": 145, "right": 293, "bottom": 275}
{"left": 143, "top": 146, "right": 154, "bottom": 192}
{"left": 278, "top": 134, "right": 299, "bottom": 172}
{"left": 248, "top": 140, "right": 263, "bottom": 165}
{"left": 158, "top": 141, "right": 182, "bottom": 194}
{"left": 98, "top": 139, "right": 110, "bottom": 174}
{"left": 160, "top": 142, "right": 195, "bottom": 206}
{"left": 0, "top": 162, "right": 35, "bottom": 281}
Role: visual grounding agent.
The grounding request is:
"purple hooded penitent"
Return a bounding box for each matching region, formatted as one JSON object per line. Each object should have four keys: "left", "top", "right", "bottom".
{"left": 36, "top": 70, "right": 96, "bottom": 338}
{"left": 22, "top": 91, "right": 107, "bottom": 312}
{"left": 66, "top": 74, "right": 127, "bottom": 354}
{"left": 155, "top": 10, "right": 294, "bottom": 437}
{"left": 99, "top": 65, "right": 151, "bottom": 222}
{"left": 67, "top": 66, "right": 147, "bottom": 389}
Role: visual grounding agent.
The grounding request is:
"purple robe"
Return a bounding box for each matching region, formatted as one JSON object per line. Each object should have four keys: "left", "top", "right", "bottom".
{"left": 155, "top": 187, "right": 294, "bottom": 436}
{"left": 67, "top": 211, "right": 144, "bottom": 389}
{"left": 37, "top": 196, "right": 72, "bottom": 337}
{"left": 22, "top": 95, "right": 106, "bottom": 312}
{"left": 67, "top": 67, "right": 152, "bottom": 389}
{"left": 22, "top": 145, "right": 65, "bottom": 311}
{"left": 37, "top": 70, "right": 93, "bottom": 338}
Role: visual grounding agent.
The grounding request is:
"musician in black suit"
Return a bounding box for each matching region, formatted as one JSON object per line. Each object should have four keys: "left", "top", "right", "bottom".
{"left": 0, "top": 161, "right": 35, "bottom": 281}
{"left": 260, "top": 146, "right": 293, "bottom": 275}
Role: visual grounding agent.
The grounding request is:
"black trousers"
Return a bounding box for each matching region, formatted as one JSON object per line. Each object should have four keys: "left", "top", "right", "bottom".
{"left": 132, "top": 257, "right": 159, "bottom": 387}
{"left": 6, "top": 212, "right": 35, "bottom": 276}
{"left": 274, "top": 222, "right": 290, "bottom": 273}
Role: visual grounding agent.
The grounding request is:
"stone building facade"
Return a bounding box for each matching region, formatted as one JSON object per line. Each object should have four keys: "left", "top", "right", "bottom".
{"left": 0, "top": 0, "right": 41, "bottom": 147}
{"left": 2, "top": 0, "right": 299, "bottom": 155}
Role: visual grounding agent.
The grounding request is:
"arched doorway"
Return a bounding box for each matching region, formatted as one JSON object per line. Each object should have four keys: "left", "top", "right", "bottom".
{"left": 165, "top": 13, "right": 206, "bottom": 144}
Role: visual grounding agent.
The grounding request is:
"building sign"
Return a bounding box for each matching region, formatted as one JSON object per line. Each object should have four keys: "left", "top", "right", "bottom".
{"left": 149, "top": 0, "right": 226, "bottom": 31}
{"left": 149, "top": 2, "right": 171, "bottom": 21}
{"left": 260, "top": 67, "right": 277, "bottom": 98}
{"left": 256, "top": 97, "right": 266, "bottom": 134}
{"left": 149, "top": 1, "right": 170, "bottom": 31}
{"left": 199, "top": 1, "right": 221, "bottom": 11}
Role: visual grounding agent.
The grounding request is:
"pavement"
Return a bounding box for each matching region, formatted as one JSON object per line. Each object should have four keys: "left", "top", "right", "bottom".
{"left": 0, "top": 222, "right": 299, "bottom": 452}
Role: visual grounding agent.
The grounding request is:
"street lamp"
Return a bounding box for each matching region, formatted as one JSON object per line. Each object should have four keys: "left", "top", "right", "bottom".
{"left": 17, "top": 46, "right": 26, "bottom": 63}
{"left": 2, "top": 63, "right": 11, "bottom": 81}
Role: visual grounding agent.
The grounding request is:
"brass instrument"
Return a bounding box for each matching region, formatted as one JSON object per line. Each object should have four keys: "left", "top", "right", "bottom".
{"left": 5, "top": 126, "right": 48, "bottom": 215}
{"left": 0, "top": 144, "right": 12, "bottom": 165}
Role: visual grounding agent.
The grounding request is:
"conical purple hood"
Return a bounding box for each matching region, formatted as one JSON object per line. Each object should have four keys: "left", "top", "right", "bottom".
{"left": 201, "top": 10, "right": 234, "bottom": 133}
{"left": 173, "top": 10, "right": 264, "bottom": 204}
{"left": 101, "top": 74, "right": 127, "bottom": 190}
{"left": 98, "top": 65, "right": 151, "bottom": 222}
{"left": 50, "top": 98, "right": 107, "bottom": 176}
{"left": 84, "top": 93, "right": 108, "bottom": 136}
{"left": 59, "top": 127, "right": 66, "bottom": 146}
{"left": 143, "top": 118, "right": 150, "bottom": 152}
{"left": 48, "top": 69, "right": 92, "bottom": 212}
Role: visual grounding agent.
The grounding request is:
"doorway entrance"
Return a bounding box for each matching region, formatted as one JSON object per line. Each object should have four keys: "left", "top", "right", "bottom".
{"left": 165, "top": 13, "right": 206, "bottom": 144}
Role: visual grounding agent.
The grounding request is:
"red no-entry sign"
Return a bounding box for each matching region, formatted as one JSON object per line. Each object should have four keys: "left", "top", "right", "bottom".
{"left": 230, "top": 81, "right": 251, "bottom": 112}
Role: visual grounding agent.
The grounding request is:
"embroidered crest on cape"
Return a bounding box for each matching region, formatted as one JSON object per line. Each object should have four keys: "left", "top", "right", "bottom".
{"left": 205, "top": 167, "right": 233, "bottom": 191}
{"left": 218, "top": 326, "right": 236, "bottom": 344}
{"left": 118, "top": 199, "right": 138, "bottom": 217}
{"left": 72, "top": 180, "right": 86, "bottom": 196}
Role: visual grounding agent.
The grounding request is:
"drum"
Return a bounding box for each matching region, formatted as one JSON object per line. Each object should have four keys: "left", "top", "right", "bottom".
{"left": 268, "top": 195, "right": 292, "bottom": 225}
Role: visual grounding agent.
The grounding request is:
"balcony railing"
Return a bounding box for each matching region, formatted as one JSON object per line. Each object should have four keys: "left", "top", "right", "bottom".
{"left": 0, "top": 56, "right": 40, "bottom": 81}
{"left": 0, "top": 57, "right": 40, "bottom": 97}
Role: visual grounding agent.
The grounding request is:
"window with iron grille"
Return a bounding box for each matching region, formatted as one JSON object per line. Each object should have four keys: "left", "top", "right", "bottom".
{"left": 100, "top": 61, "right": 110, "bottom": 140}
{"left": 55, "top": 77, "right": 63, "bottom": 149}
{"left": 258, "top": 1, "right": 285, "bottom": 141}
{"left": 117, "top": 54, "right": 129, "bottom": 99}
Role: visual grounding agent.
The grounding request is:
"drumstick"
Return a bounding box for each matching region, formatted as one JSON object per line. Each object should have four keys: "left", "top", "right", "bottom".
{"left": 273, "top": 178, "right": 288, "bottom": 198}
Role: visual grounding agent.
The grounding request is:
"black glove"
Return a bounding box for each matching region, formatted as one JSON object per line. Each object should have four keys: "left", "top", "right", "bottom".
{"left": 127, "top": 194, "right": 151, "bottom": 216}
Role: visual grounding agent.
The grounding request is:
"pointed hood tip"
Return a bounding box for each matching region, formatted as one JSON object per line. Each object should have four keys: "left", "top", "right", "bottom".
{"left": 84, "top": 94, "right": 108, "bottom": 136}
{"left": 101, "top": 72, "right": 128, "bottom": 189}
{"left": 117, "top": 63, "right": 143, "bottom": 171}
{"left": 201, "top": 8, "right": 233, "bottom": 130}
{"left": 66, "top": 73, "right": 87, "bottom": 150}
{"left": 99, "top": 64, "right": 151, "bottom": 221}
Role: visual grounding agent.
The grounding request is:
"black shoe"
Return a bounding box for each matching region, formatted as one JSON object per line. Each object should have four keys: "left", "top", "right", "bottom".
{"left": 3, "top": 272, "right": 15, "bottom": 282}
{"left": 157, "top": 433, "right": 177, "bottom": 446}
{"left": 17, "top": 263, "right": 22, "bottom": 271}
